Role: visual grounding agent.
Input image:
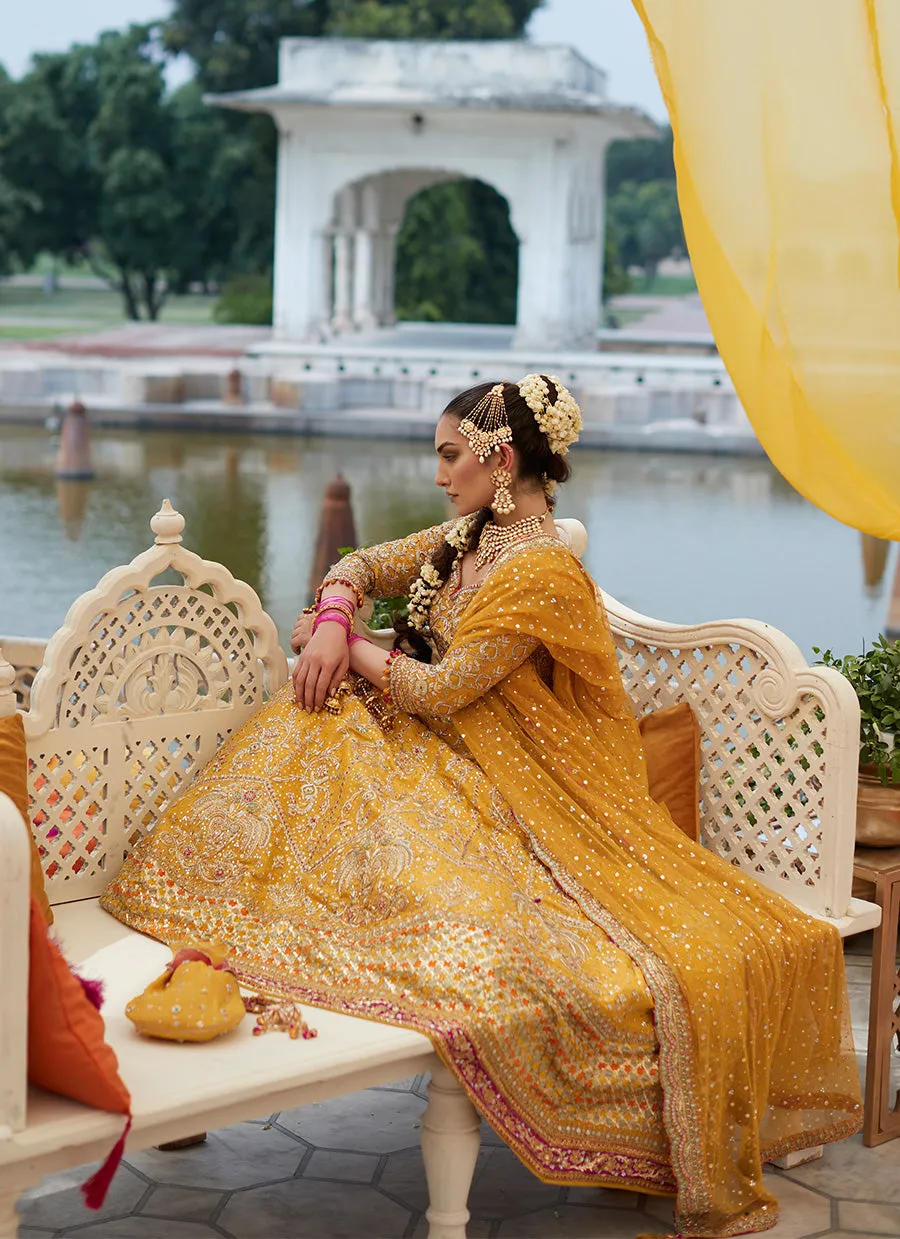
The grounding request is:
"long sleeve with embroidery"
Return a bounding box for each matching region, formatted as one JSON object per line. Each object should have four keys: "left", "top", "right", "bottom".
{"left": 389, "top": 631, "right": 539, "bottom": 718}
{"left": 321, "top": 520, "right": 455, "bottom": 600}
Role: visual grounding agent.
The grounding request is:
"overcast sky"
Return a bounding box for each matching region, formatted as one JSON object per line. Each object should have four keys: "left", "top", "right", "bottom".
{"left": 3, "top": 0, "right": 667, "bottom": 120}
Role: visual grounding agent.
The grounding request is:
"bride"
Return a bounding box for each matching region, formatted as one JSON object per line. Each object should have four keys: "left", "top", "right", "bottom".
{"left": 102, "top": 375, "right": 861, "bottom": 1238}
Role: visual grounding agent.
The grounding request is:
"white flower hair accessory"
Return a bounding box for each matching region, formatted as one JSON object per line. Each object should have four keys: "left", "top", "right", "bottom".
{"left": 407, "top": 514, "right": 480, "bottom": 631}
{"left": 516, "top": 373, "right": 583, "bottom": 456}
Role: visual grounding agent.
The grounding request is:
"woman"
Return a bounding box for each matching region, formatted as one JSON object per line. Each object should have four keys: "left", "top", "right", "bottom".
{"left": 102, "top": 376, "right": 861, "bottom": 1238}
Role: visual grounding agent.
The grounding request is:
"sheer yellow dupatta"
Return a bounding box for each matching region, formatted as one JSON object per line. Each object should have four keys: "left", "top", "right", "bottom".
{"left": 450, "top": 541, "right": 861, "bottom": 1237}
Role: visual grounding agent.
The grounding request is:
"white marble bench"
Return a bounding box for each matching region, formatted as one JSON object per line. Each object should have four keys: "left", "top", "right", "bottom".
{"left": 0, "top": 500, "right": 880, "bottom": 1238}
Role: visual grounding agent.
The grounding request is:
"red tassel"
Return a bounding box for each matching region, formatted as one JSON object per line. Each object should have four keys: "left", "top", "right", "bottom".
{"left": 81, "top": 1114, "right": 132, "bottom": 1210}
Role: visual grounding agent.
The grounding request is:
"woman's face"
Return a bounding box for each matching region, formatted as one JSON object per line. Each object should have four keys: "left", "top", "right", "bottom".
{"left": 433, "top": 414, "right": 498, "bottom": 514}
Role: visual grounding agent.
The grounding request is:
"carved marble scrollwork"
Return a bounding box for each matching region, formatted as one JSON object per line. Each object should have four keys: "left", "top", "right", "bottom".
{"left": 93, "top": 630, "right": 231, "bottom": 721}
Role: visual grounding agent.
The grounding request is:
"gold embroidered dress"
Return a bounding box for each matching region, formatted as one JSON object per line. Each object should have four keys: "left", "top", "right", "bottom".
{"left": 102, "top": 521, "right": 861, "bottom": 1238}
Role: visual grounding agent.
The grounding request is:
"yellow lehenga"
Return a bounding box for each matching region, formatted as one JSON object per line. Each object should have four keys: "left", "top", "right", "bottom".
{"left": 101, "top": 521, "right": 862, "bottom": 1237}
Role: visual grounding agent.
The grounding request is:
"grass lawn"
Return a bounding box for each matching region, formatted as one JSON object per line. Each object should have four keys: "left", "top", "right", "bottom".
{"left": 0, "top": 282, "right": 218, "bottom": 341}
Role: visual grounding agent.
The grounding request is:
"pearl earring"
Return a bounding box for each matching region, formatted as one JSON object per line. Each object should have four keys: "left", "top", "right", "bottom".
{"left": 490, "top": 467, "right": 516, "bottom": 516}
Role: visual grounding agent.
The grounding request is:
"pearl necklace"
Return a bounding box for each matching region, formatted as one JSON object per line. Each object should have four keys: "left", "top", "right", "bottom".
{"left": 474, "top": 512, "right": 550, "bottom": 571}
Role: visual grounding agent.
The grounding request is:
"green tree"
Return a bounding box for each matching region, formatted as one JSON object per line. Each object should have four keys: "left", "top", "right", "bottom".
{"left": 394, "top": 179, "right": 518, "bottom": 324}
{"left": 1, "top": 27, "right": 263, "bottom": 317}
{"left": 166, "top": 81, "right": 259, "bottom": 291}
{"left": 606, "top": 178, "right": 685, "bottom": 281}
{"left": 606, "top": 126, "right": 675, "bottom": 196}
{"left": 1, "top": 28, "right": 181, "bottom": 318}
{"left": 324, "top": 0, "right": 525, "bottom": 39}
{"left": 0, "top": 66, "right": 38, "bottom": 274}
{"left": 602, "top": 233, "right": 630, "bottom": 301}
{"left": 0, "top": 46, "right": 103, "bottom": 267}
{"left": 87, "top": 28, "right": 182, "bottom": 318}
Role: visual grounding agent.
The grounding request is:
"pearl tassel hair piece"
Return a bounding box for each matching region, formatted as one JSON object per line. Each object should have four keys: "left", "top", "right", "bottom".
{"left": 458, "top": 383, "right": 513, "bottom": 463}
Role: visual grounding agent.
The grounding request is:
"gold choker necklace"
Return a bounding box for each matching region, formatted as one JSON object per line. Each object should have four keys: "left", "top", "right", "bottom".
{"left": 474, "top": 512, "right": 549, "bottom": 571}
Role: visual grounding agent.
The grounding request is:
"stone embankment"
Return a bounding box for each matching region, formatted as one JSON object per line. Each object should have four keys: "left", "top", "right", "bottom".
{"left": 0, "top": 321, "right": 761, "bottom": 455}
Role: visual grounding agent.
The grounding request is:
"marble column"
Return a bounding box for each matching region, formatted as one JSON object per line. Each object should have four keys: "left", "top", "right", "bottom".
{"left": 352, "top": 228, "right": 375, "bottom": 331}
{"left": 331, "top": 232, "right": 354, "bottom": 333}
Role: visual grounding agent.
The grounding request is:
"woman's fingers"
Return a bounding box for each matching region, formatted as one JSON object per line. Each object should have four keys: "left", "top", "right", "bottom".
{"left": 304, "top": 662, "right": 325, "bottom": 712}
{"left": 297, "top": 654, "right": 312, "bottom": 703}
{"left": 293, "top": 645, "right": 348, "bottom": 712}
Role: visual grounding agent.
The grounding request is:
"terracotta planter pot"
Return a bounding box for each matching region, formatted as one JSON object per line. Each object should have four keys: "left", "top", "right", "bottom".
{"left": 856, "top": 766, "right": 900, "bottom": 847}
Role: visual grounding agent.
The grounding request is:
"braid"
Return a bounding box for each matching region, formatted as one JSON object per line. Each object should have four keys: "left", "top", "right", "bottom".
{"left": 392, "top": 507, "right": 491, "bottom": 663}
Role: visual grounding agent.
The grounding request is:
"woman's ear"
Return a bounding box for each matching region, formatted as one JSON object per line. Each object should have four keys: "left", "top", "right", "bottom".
{"left": 495, "top": 443, "right": 515, "bottom": 474}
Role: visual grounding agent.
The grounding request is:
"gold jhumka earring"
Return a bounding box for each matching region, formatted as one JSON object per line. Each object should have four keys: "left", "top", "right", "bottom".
{"left": 490, "top": 466, "right": 516, "bottom": 515}
{"left": 458, "top": 383, "right": 513, "bottom": 463}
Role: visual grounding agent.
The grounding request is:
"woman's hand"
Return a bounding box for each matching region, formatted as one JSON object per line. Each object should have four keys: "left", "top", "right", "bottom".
{"left": 292, "top": 623, "right": 349, "bottom": 711}
{"left": 290, "top": 610, "right": 314, "bottom": 654}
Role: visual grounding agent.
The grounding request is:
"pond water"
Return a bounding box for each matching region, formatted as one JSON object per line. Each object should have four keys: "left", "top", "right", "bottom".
{"left": 0, "top": 422, "right": 893, "bottom": 661}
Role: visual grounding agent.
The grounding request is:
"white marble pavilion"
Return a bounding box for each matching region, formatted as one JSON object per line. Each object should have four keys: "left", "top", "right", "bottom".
{"left": 210, "top": 39, "right": 655, "bottom": 351}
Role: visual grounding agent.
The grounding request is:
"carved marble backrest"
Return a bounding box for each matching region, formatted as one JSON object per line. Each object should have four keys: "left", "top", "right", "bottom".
{"left": 603, "top": 591, "right": 861, "bottom": 923}
{"left": 21, "top": 501, "right": 289, "bottom": 905}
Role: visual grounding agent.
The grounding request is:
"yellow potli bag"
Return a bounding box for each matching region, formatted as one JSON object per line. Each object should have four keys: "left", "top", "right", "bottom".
{"left": 126, "top": 944, "right": 245, "bottom": 1043}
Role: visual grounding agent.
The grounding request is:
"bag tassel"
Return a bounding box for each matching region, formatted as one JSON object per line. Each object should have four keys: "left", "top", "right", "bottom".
{"left": 81, "top": 1114, "right": 132, "bottom": 1210}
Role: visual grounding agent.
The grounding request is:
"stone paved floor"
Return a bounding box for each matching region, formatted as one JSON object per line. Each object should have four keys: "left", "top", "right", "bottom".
{"left": 16, "top": 945, "right": 900, "bottom": 1239}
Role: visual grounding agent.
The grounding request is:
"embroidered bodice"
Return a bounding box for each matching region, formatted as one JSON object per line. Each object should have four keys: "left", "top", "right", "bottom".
{"left": 322, "top": 519, "right": 547, "bottom": 721}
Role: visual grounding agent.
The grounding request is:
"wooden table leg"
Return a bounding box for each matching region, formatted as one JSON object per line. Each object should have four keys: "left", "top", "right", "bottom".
{"left": 863, "top": 870, "right": 900, "bottom": 1146}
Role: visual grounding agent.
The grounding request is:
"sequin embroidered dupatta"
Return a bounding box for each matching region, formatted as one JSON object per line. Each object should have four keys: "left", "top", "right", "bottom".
{"left": 449, "top": 541, "right": 861, "bottom": 1238}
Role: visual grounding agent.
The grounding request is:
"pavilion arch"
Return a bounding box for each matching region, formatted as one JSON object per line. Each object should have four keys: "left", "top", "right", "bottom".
{"left": 215, "top": 40, "right": 657, "bottom": 349}
{"left": 321, "top": 167, "right": 519, "bottom": 332}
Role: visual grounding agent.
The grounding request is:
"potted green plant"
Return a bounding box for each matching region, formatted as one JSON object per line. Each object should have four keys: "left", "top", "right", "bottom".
{"left": 815, "top": 635, "right": 900, "bottom": 846}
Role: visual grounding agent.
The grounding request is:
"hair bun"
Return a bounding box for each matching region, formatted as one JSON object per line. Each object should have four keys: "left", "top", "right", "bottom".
{"left": 516, "top": 375, "right": 582, "bottom": 455}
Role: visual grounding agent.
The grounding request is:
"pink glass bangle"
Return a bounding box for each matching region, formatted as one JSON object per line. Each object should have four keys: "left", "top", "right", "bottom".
{"left": 313, "top": 611, "right": 352, "bottom": 635}
{"left": 316, "top": 598, "right": 354, "bottom": 619}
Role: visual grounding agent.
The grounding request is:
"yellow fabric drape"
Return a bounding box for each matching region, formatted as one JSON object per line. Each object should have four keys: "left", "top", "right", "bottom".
{"left": 633, "top": 0, "right": 900, "bottom": 538}
{"left": 452, "top": 541, "right": 861, "bottom": 1237}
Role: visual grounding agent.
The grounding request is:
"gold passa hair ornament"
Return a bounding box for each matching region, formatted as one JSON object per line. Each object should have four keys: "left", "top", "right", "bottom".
{"left": 458, "top": 382, "right": 513, "bottom": 462}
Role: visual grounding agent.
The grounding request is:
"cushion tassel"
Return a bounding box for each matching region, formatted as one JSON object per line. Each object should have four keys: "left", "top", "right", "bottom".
{"left": 81, "top": 1114, "right": 132, "bottom": 1210}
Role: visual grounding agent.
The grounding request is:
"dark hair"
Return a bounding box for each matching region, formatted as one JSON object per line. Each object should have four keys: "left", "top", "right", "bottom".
{"left": 393, "top": 378, "right": 571, "bottom": 662}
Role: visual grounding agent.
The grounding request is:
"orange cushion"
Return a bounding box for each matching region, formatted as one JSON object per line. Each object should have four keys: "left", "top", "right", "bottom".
{"left": 639, "top": 703, "right": 701, "bottom": 841}
{"left": 27, "top": 894, "right": 130, "bottom": 1115}
{"left": 28, "top": 894, "right": 132, "bottom": 1208}
{"left": 0, "top": 713, "right": 52, "bottom": 924}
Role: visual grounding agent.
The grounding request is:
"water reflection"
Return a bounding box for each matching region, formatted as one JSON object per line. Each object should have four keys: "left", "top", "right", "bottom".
{"left": 0, "top": 423, "right": 893, "bottom": 661}
{"left": 55, "top": 479, "right": 92, "bottom": 541}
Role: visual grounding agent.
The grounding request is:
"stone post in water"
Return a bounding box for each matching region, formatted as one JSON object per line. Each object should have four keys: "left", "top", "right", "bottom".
{"left": 308, "top": 475, "right": 358, "bottom": 603}
{"left": 54, "top": 399, "right": 94, "bottom": 480}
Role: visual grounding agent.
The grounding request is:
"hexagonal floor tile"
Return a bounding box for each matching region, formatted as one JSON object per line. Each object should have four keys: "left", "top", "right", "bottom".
{"left": 779, "top": 1135, "right": 900, "bottom": 1204}
{"left": 60, "top": 1219, "right": 220, "bottom": 1239}
{"left": 18, "top": 1162, "right": 149, "bottom": 1231}
{"left": 124, "top": 1121, "right": 305, "bottom": 1190}
{"left": 495, "top": 1204, "right": 650, "bottom": 1237}
{"left": 219, "top": 1177, "right": 412, "bottom": 1238}
{"left": 277, "top": 1088, "right": 426, "bottom": 1153}
{"left": 304, "top": 1149, "right": 380, "bottom": 1184}
{"left": 837, "top": 1199, "right": 900, "bottom": 1234}
{"left": 467, "top": 1144, "right": 563, "bottom": 1219}
{"left": 137, "top": 1184, "right": 226, "bottom": 1223}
